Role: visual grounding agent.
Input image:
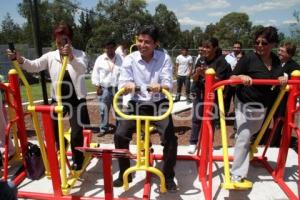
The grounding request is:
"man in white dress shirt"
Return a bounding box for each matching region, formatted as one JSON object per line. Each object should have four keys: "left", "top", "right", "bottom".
{"left": 113, "top": 25, "right": 178, "bottom": 192}
{"left": 91, "top": 40, "right": 123, "bottom": 136}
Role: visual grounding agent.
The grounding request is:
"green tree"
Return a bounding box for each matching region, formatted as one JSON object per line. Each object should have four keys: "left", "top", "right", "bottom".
{"left": 0, "top": 13, "right": 23, "bottom": 43}
{"left": 214, "top": 12, "right": 252, "bottom": 48}
{"left": 190, "top": 26, "right": 205, "bottom": 48}
{"left": 73, "top": 11, "right": 95, "bottom": 51}
{"left": 205, "top": 23, "right": 217, "bottom": 38}
{"left": 89, "top": 0, "right": 152, "bottom": 53}
{"left": 17, "top": 0, "right": 78, "bottom": 47}
{"left": 289, "top": 10, "right": 300, "bottom": 46}
{"left": 153, "top": 4, "right": 180, "bottom": 49}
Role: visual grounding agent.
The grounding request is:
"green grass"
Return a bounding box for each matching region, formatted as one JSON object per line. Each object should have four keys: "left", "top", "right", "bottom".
{"left": 20, "top": 78, "right": 95, "bottom": 102}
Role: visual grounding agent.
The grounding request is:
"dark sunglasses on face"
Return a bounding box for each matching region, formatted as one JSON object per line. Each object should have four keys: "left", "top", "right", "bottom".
{"left": 255, "top": 40, "right": 269, "bottom": 46}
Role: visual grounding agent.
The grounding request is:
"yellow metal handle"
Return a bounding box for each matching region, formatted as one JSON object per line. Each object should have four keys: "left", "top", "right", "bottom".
{"left": 55, "top": 56, "right": 69, "bottom": 189}
{"left": 250, "top": 85, "right": 289, "bottom": 158}
{"left": 113, "top": 87, "right": 174, "bottom": 121}
{"left": 216, "top": 87, "right": 232, "bottom": 188}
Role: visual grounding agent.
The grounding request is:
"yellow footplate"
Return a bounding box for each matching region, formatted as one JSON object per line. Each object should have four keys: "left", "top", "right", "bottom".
{"left": 222, "top": 179, "right": 253, "bottom": 190}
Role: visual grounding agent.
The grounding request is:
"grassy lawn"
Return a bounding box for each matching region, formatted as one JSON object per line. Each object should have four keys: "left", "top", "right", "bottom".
{"left": 20, "top": 78, "right": 95, "bottom": 102}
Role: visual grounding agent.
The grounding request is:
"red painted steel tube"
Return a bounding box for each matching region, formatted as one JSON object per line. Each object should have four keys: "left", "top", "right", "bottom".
{"left": 40, "top": 110, "right": 63, "bottom": 197}
{"left": 102, "top": 152, "right": 114, "bottom": 200}
{"left": 262, "top": 118, "right": 283, "bottom": 158}
{"left": 275, "top": 74, "right": 300, "bottom": 180}
{"left": 199, "top": 70, "right": 215, "bottom": 200}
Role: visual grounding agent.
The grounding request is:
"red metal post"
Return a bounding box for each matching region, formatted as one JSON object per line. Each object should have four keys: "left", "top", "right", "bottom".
{"left": 37, "top": 105, "right": 63, "bottom": 198}
{"left": 199, "top": 69, "right": 215, "bottom": 200}
{"left": 102, "top": 151, "right": 114, "bottom": 200}
{"left": 275, "top": 73, "right": 300, "bottom": 179}
{"left": 8, "top": 70, "right": 28, "bottom": 180}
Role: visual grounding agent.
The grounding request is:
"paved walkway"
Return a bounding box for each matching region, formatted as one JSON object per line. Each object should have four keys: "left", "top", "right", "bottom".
{"left": 17, "top": 145, "right": 297, "bottom": 200}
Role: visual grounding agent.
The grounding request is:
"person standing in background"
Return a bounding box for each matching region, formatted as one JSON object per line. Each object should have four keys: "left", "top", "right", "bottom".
{"left": 270, "top": 42, "right": 300, "bottom": 147}
{"left": 175, "top": 47, "right": 193, "bottom": 103}
{"left": 92, "top": 40, "right": 123, "bottom": 136}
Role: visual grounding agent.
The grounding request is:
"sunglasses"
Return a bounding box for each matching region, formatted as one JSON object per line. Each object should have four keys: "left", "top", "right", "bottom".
{"left": 255, "top": 40, "right": 269, "bottom": 46}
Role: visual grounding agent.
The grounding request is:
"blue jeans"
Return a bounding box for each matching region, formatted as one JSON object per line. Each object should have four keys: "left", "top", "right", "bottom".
{"left": 0, "top": 180, "right": 17, "bottom": 200}
{"left": 98, "top": 87, "right": 117, "bottom": 132}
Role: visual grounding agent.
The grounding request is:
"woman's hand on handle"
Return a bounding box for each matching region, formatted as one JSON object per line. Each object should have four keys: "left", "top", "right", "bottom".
{"left": 278, "top": 75, "right": 288, "bottom": 86}
{"left": 231, "top": 75, "right": 252, "bottom": 86}
{"left": 6, "top": 49, "right": 24, "bottom": 64}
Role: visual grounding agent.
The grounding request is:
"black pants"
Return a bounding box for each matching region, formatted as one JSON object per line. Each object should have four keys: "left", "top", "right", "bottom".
{"left": 224, "top": 85, "right": 236, "bottom": 115}
{"left": 114, "top": 99, "right": 178, "bottom": 180}
{"left": 176, "top": 75, "right": 190, "bottom": 98}
{"left": 190, "top": 95, "right": 204, "bottom": 145}
{"left": 52, "top": 98, "right": 90, "bottom": 166}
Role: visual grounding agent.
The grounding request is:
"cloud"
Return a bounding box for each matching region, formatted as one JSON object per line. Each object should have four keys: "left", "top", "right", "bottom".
{"left": 240, "top": 0, "right": 300, "bottom": 14}
{"left": 253, "top": 19, "right": 278, "bottom": 26}
{"left": 145, "top": 0, "right": 161, "bottom": 3}
{"left": 208, "top": 11, "right": 229, "bottom": 17}
{"left": 283, "top": 19, "right": 298, "bottom": 24}
{"left": 184, "top": 0, "right": 230, "bottom": 11}
{"left": 178, "top": 16, "right": 209, "bottom": 28}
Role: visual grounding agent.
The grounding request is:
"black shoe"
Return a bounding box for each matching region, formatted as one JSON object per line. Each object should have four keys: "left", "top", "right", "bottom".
{"left": 70, "top": 163, "right": 82, "bottom": 171}
{"left": 166, "top": 179, "right": 178, "bottom": 192}
{"left": 186, "top": 98, "right": 192, "bottom": 104}
{"left": 91, "top": 127, "right": 100, "bottom": 133}
{"left": 113, "top": 176, "right": 132, "bottom": 187}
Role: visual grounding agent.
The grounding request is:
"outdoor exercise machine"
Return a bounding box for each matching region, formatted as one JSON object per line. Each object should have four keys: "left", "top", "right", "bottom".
{"left": 2, "top": 44, "right": 99, "bottom": 199}
{"left": 198, "top": 68, "right": 300, "bottom": 200}
{"left": 112, "top": 86, "right": 174, "bottom": 193}
{"left": 8, "top": 43, "right": 50, "bottom": 177}
{"left": 0, "top": 69, "right": 29, "bottom": 186}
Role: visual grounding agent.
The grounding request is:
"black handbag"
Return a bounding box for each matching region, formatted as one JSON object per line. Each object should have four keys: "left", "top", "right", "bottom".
{"left": 24, "top": 142, "right": 45, "bottom": 180}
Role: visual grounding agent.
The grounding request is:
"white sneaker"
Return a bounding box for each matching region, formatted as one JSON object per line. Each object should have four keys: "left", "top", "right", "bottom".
{"left": 187, "top": 144, "right": 197, "bottom": 154}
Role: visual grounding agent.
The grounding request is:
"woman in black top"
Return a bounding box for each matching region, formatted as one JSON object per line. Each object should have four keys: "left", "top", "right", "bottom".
{"left": 230, "top": 26, "right": 287, "bottom": 187}
{"left": 188, "top": 38, "right": 231, "bottom": 154}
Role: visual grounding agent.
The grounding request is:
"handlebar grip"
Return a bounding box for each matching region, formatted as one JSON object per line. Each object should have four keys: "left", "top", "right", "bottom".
{"left": 8, "top": 43, "right": 16, "bottom": 61}
{"left": 8, "top": 42, "right": 15, "bottom": 51}
{"left": 146, "top": 86, "right": 162, "bottom": 92}
{"left": 135, "top": 86, "right": 141, "bottom": 92}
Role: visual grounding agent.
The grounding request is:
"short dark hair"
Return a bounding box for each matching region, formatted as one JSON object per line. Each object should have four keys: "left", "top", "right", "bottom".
{"left": 53, "top": 22, "right": 73, "bottom": 40}
{"left": 104, "top": 40, "right": 116, "bottom": 47}
{"left": 281, "top": 42, "right": 297, "bottom": 57}
{"left": 254, "top": 26, "right": 279, "bottom": 44}
{"left": 137, "top": 25, "right": 159, "bottom": 42}
{"left": 233, "top": 41, "right": 242, "bottom": 47}
{"left": 203, "top": 37, "right": 219, "bottom": 48}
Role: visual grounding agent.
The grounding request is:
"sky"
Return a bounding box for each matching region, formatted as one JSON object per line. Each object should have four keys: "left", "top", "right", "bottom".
{"left": 1, "top": 0, "right": 300, "bottom": 35}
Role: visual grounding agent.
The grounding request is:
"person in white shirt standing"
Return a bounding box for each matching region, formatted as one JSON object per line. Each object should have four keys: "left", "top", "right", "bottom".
{"left": 7, "top": 23, "right": 90, "bottom": 171}
{"left": 224, "top": 41, "right": 242, "bottom": 125}
{"left": 175, "top": 47, "right": 193, "bottom": 103}
{"left": 92, "top": 40, "right": 123, "bottom": 136}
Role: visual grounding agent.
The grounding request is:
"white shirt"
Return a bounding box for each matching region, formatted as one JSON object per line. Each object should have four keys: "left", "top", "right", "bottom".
{"left": 115, "top": 45, "right": 127, "bottom": 60}
{"left": 91, "top": 53, "right": 123, "bottom": 88}
{"left": 176, "top": 54, "right": 193, "bottom": 76}
{"left": 225, "top": 52, "right": 238, "bottom": 70}
{"left": 20, "top": 48, "right": 88, "bottom": 100}
{"left": 119, "top": 50, "right": 173, "bottom": 102}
